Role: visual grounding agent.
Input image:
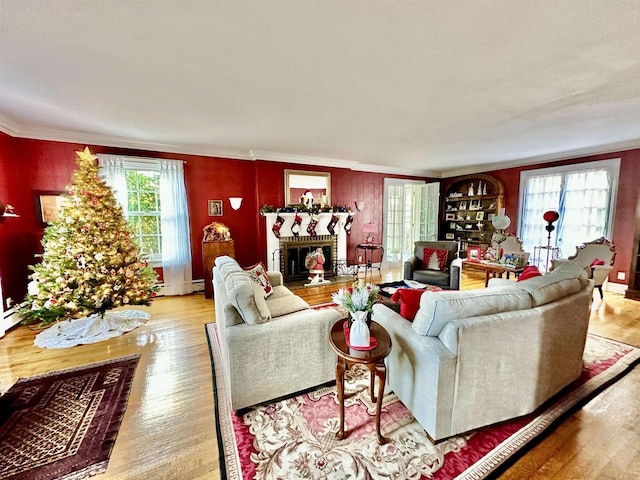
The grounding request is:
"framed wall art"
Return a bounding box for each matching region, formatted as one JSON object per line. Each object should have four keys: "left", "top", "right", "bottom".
{"left": 37, "top": 191, "right": 67, "bottom": 225}
{"left": 208, "top": 200, "right": 223, "bottom": 216}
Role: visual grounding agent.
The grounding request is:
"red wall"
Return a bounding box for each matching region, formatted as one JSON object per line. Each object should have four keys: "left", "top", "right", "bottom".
{"left": 0, "top": 134, "right": 426, "bottom": 304}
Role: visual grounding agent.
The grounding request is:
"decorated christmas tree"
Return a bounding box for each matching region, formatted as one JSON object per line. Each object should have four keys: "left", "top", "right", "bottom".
{"left": 21, "top": 147, "right": 158, "bottom": 326}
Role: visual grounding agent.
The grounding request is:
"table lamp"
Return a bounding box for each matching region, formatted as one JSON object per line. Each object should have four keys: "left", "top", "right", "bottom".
{"left": 363, "top": 222, "right": 378, "bottom": 244}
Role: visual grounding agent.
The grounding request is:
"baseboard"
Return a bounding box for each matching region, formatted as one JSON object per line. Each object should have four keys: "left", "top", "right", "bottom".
{"left": 606, "top": 281, "right": 627, "bottom": 295}
{"left": 155, "top": 279, "right": 205, "bottom": 297}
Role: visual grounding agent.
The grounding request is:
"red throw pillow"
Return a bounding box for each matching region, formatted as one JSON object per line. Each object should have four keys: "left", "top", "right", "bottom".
{"left": 244, "top": 262, "right": 273, "bottom": 297}
{"left": 422, "top": 248, "right": 448, "bottom": 272}
{"left": 590, "top": 258, "right": 606, "bottom": 267}
{"left": 391, "top": 288, "right": 424, "bottom": 320}
{"left": 517, "top": 265, "right": 542, "bottom": 282}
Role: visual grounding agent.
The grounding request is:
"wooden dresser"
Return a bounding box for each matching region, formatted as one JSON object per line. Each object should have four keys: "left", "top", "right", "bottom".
{"left": 203, "top": 240, "right": 235, "bottom": 298}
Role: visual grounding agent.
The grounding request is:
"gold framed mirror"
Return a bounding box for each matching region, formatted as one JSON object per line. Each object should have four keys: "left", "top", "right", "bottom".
{"left": 284, "top": 170, "right": 331, "bottom": 207}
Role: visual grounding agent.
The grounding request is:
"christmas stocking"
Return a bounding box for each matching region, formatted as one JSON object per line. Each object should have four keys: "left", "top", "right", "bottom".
{"left": 327, "top": 214, "right": 339, "bottom": 235}
{"left": 272, "top": 215, "right": 284, "bottom": 238}
{"left": 307, "top": 215, "right": 319, "bottom": 236}
{"left": 344, "top": 215, "right": 354, "bottom": 235}
{"left": 291, "top": 213, "right": 303, "bottom": 237}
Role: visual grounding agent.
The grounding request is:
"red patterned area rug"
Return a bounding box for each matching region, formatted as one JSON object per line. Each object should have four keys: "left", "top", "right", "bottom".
{"left": 205, "top": 325, "right": 640, "bottom": 480}
{"left": 0, "top": 355, "right": 140, "bottom": 480}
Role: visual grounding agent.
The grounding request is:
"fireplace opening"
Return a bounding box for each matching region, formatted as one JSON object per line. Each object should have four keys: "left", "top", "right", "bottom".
{"left": 279, "top": 235, "right": 337, "bottom": 282}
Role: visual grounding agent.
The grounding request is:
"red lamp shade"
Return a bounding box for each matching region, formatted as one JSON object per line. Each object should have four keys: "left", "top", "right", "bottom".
{"left": 543, "top": 210, "right": 559, "bottom": 223}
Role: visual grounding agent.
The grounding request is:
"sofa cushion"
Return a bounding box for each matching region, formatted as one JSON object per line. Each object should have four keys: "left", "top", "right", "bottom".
{"left": 412, "top": 286, "right": 532, "bottom": 336}
{"left": 252, "top": 281, "right": 271, "bottom": 321}
{"left": 391, "top": 288, "right": 423, "bottom": 320}
{"left": 244, "top": 262, "right": 274, "bottom": 298}
{"left": 423, "top": 248, "right": 448, "bottom": 271}
{"left": 266, "top": 295, "right": 310, "bottom": 318}
{"left": 517, "top": 265, "right": 542, "bottom": 282}
{"left": 224, "top": 270, "right": 267, "bottom": 325}
{"left": 512, "top": 273, "right": 582, "bottom": 307}
{"left": 412, "top": 269, "right": 450, "bottom": 288}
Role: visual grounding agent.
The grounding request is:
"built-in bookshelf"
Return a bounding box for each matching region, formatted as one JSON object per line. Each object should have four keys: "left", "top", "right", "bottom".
{"left": 440, "top": 173, "right": 504, "bottom": 253}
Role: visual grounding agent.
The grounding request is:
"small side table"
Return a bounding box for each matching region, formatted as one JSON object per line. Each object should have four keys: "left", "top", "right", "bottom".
{"left": 355, "top": 243, "right": 384, "bottom": 279}
{"left": 329, "top": 320, "right": 392, "bottom": 444}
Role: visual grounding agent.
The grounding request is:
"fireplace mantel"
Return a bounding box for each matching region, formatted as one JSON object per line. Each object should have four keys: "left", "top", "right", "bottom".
{"left": 263, "top": 212, "right": 354, "bottom": 272}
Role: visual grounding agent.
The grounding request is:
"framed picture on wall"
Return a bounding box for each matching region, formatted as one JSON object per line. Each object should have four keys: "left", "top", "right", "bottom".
{"left": 445, "top": 233, "right": 455, "bottom": 240}
{"left": 37, "top": 191, "right": 67, "bottom": 225}
{"left": 445, "top": 213, "right": 455, "bottom": 221}
{"left": 208, "top": 200, "right": 223, "bottom": 216}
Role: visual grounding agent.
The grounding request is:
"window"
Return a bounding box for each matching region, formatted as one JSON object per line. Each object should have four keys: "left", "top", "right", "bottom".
{"left": 125, "top": 170, "right": 162, "bottom": 261}
{"left": 98, "top": 154, "right": 193, "bottom": 296}
{"left": 518, "top": 159, "right": 620, "bottom": 259}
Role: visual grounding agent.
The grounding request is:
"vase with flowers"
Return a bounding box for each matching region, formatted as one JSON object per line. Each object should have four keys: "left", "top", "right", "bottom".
{"left": 331, "top": 281, "right": 379, "bottom": 348}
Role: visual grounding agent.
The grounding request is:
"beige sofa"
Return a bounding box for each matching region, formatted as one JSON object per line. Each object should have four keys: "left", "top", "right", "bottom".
{"left": 212, "top": 256, "right": 341, "bottom": 410}
{"left": 372, "top": 262, "right": 594, "bottom": 441}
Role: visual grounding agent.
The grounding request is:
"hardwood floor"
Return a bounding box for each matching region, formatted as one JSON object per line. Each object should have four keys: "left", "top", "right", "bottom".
{"left": 1, "top": 268, "right": 639, "bottom": 479}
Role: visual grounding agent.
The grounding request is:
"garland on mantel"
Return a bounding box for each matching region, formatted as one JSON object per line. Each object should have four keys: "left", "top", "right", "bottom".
{"left": 259, "top": 204, "right": 353, "bottom": 215}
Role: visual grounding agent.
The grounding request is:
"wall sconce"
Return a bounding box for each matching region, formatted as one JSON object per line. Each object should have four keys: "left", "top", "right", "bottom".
{"left": 355, "top": 201, "right": 365, "bottom": 211}
{"left": 229, "top": 197, "right": 243, "bottom": 210}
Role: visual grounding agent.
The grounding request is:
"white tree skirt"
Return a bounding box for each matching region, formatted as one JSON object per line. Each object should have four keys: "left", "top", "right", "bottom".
{"left": 34, "top": 309, "right": 150, "bottom": 349}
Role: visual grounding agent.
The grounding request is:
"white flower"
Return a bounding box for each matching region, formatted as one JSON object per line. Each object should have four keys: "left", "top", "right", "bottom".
{"left": 94, "top": 253, "right": 104, "bottom": 261}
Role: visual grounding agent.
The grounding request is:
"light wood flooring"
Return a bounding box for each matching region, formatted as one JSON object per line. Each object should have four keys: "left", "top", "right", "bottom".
{"left": 1, "top": 268, "right": 639, "bottom": 479}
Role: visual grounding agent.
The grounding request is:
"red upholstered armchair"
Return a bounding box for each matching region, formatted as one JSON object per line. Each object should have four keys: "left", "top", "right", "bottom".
{"left": 403, "top": 241, "right": 462, "bottom": 290}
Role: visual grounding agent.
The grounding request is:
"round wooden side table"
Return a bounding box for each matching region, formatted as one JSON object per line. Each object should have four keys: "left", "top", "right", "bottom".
{"left": 329, "top": 319, "right": 392, "bottom": 444}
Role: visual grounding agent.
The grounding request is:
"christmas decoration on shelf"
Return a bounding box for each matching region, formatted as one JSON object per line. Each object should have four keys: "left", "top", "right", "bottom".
{"left": 307, "top": 214, "right": 319, "bottom": 237}
{"left": 327, "top": 214, "right": 339, "bottom": 235}
{"left": 203, "top": 221, "right": 232, "bottom": 241}
{"left": 291, "top": 213, "right": 303, "bottom": 237}
{"left": 272, "top": 214, "right": 285, "bottom": 238}
{"left": 344, "top": 214, "right": 354, "bottom": 235}
{"left": 20, "top": 147, "right": 158, "bottom": 326}
{"left": 259, "top": 204, "right": 351, "bottom": 215}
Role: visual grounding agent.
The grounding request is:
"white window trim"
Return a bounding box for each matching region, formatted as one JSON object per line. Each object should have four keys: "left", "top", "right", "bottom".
{"left": 517, "top": 158, "right": 621, "bottom": 241}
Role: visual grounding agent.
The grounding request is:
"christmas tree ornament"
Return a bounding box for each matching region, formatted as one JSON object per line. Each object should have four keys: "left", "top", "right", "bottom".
{"left": 307, "top": 215, "right": 319, "bottom": 236}
{"left": 327, "top": 214, "right": 339, "bottom": 235}
{"left": 272, "top": 214, "right": 284, "bottom": 238}
{"left": 344, "top": 215, "right": 354, "bottom": 235}
{"left": 291, "top": 213, "right": 303, "bottom": 237}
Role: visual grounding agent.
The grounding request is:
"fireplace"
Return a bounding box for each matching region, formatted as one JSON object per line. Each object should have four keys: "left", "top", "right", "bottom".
{"left": 263, "top": 212, "right": 353, "bottom": 280}
{"left": 279, "top": 235, "right": 338, "bottom": 282}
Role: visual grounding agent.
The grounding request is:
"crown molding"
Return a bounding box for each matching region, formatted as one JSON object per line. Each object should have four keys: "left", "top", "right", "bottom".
{"left": 0, "top": 114, "right": 20, "bottom": 137}
{"left": 439, "top": 138, "right": 640, "bottom": 178}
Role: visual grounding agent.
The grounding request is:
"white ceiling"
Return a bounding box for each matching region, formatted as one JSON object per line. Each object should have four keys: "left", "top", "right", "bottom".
{"left": 2, "top": 1, "right": 640, "bottom": 178}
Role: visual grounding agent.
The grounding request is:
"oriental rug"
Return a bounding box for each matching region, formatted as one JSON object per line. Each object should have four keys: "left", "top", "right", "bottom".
{"left": 206, "top": 324, "right": 640, "bottom": 480}
{"left": 0, "top": 355, "right": 140, "bottom": 480}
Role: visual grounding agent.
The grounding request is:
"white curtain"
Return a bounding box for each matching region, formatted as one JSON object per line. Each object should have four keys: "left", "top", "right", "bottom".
{"left": 519, "top": 161, "right": 618, "bottom": 260}
{"left": 97, "top": 155, "right": 128, "bottom": 210}
{"left": 158, "top": 159, "right": 193, "bottom": 295}
{"left": 98, "top": 155, "right": 193, "bottom": 296}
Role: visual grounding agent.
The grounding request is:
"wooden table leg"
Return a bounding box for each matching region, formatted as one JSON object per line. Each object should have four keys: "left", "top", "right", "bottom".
{"left": 374, "top": 362, "right": 387, "bottom": 444}
{"left": 484, "top": 269, "right": 490, "bottom": 287}
{"left": 369, "top": 363, "right": 376, "bottom": 401}
{"left": 335, "top": 359, "right": 346, "bottom": 440}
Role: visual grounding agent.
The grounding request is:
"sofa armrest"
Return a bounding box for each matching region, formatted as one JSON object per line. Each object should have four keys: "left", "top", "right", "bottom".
{"left": 590, "top": 265, "right": 613, "bottom": 285}
{"left": 403, "top": 256, "right": 421, "bottom": 280}
{"left": 267, "top": 271, "right": 283, "bottom": 286}
{"left": 449, "top": 258, "right": 463, "bottom": 290}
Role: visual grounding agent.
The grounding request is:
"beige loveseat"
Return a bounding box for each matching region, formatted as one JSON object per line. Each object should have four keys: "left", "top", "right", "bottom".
{"left": 372, "top": 262, "right": 594, "bottom": 441}
{"left": 213, "top": 256, "right": 341, "bottom": 410}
